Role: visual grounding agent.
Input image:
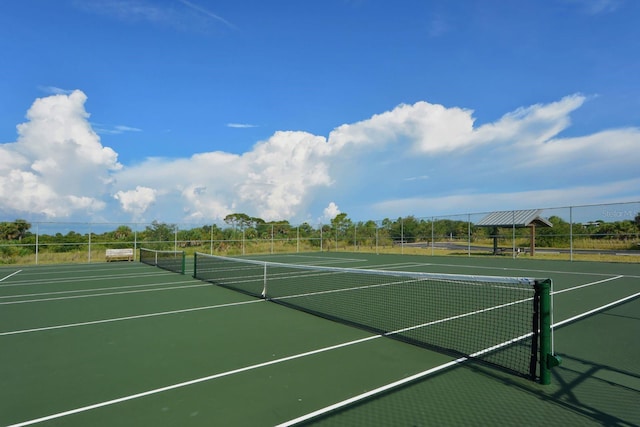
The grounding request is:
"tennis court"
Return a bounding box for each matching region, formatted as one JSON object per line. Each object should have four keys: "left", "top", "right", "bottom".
{"left": 1, "top": 253, "right": 638, "bottom": 426}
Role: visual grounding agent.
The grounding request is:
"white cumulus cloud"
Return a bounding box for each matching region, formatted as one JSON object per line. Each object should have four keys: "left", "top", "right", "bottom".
{"left": 0, "top": 90, "right": 120, "bottom": 218}
{"left": 114, "top": 186, "right": 157, "bottom": 217}
{"left": 2, "top": 91, "right": 638, "bottom": 223}
{"left": 322, "top": 202, "right": 341, "bottom": 222}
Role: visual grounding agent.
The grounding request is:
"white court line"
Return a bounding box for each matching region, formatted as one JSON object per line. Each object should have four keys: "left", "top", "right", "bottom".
{"left": 6, "top": 335, "right": 381, "bottom": 427}
{"left": 412, "top": 261, "right": 635, "bottom": 279}
{"left": 6, "top": 273, "right": 637, "bottom": 425}
{"left": 276, "top": 357, "right": 466, "bottom": 427}
{"left": 552, "top": 275, "right": 624, "bottom": 294}
{"left": 0, "top": 281, "right": 208, "bottom": 305}
{"left": 0, "top": 299, "right": 262, "bottom": 336}
{"left": 276, "top": 357, "right": 467, "bottom": 427}
{"left": 0, "top": 270, "right": 22, "bottom": 282}
{"left": 244, "top": 254, "right": 366, "bottom": 264}
{"left": 277, "top": 283, "right": 640, "bottom": 427}
{"left": 0, "top": 279, "right": 200, "bottom": 300}
{"left": 0, "top": 271, "right": 171, "bottom": 288}
{"left": 552, "top": 290, "right": 640, "bottom": 329}
{"left": 4, "top": 287, "right": 537, "bottom": 426}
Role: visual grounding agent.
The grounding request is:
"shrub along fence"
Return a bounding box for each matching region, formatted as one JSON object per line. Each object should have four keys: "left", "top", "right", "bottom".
{"left": 1, "top": 201, "right": 638, "bottom": 265}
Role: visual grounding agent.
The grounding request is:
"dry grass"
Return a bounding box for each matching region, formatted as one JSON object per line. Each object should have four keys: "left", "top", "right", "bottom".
{"left": 2, "top": 240, "right": 638, "bottom": 265}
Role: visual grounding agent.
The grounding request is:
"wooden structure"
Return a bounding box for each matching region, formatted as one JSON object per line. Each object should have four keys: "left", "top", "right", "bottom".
{"left": 477, "top": 210, "right": 552, "bottom": 256}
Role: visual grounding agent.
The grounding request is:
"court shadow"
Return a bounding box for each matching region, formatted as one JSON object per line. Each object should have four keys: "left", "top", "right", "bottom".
{"left": 296, "top": 285, "right": 639, "bottom": 425}
{"left": 299, "top": 354, "right": 639, "bottom": 426}
{"left": 542, "top": 353, "right": 640, "bottom": 426}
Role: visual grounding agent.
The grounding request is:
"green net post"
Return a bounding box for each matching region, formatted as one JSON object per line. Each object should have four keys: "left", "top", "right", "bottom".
{"left": 181, "top": 251, "right": 186, "bottom": 275}
{"left": 538, "top": 279, "right": 560, "bottom": 384}
{"left": 193, "top": 252, "right": 197, "bottom": 278}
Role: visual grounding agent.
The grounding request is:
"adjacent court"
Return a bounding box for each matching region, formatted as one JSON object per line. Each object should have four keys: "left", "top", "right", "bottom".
{"left": 1, "top": 252, "right": 638, "bottom": 426}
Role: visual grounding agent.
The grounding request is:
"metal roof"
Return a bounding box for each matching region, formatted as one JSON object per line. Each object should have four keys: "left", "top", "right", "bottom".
{"left": 476, "top": 209, "right": 553, "bottom": 228}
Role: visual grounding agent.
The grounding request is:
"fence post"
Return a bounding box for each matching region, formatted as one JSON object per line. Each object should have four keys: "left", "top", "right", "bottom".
{"left": 88, "top": 224, "right": 92, "bottom": 263}
{"left": 467, "top": 213, "right": 471, "bottom": 257}
{"left": 401, "top": 218, "right": 404, "bottom": 255}
{"left": 35, "top": 223, "right": 39, "bottom": 265}
{"left": 512, "top": 211, "right": 516, "bottom": 259}
{"left": 569, "top": 206, "right": 574, "bottom": 262}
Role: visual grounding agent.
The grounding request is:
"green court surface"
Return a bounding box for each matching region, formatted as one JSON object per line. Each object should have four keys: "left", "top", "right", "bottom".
{"left": 1, "top": 253, "right": 638, "bottom": 426}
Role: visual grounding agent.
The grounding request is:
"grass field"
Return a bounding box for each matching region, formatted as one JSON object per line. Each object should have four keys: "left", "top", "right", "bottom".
{"left": 1, "top": 253, "right": 638, "bottom": 426}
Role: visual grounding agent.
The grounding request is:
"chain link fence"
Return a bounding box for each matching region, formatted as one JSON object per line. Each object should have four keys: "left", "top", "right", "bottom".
{"left": 1, "top": 201, "right": 638, "bottom": 265}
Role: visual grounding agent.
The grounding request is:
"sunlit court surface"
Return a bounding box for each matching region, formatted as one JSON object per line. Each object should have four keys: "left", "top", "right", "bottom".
{"left": 1, "top": 253, "right": 638, "bottom": 426}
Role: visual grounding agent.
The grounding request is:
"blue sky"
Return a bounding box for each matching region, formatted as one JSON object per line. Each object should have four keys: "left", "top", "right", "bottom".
{"left": 1, "top": 0, "right": 639, "bottom": 225}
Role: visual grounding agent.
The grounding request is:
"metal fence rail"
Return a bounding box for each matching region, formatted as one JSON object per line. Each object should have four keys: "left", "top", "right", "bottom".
{"left": 1, "top": 201, "right": 638, "bottom": 265}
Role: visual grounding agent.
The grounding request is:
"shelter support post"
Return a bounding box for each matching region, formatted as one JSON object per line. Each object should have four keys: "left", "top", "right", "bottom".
{"left": 492, "top": 227, "right": 499, "bottom": 255}
{"left": 530, "top": 225, "right": 536, "bottom": 256}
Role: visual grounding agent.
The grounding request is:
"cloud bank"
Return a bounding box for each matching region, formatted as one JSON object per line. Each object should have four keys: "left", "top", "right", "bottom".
{"left": 1, "top": 90, "right": 638, "bottom": 223}
{"left": 0, "top": 90, "right": 121, "bottom": 217}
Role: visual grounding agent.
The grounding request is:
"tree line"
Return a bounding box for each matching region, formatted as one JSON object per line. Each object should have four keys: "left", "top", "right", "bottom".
{"left": 2, "top": 212, "right": 640, "bottom": 251}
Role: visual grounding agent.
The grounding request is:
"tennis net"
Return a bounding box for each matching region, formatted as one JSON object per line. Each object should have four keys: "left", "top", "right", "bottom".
{"left": 140, "top": 248, "right": 186, "bottom": 275}
{"left": 193, "top": 252, "right": 556, "bottom": 382}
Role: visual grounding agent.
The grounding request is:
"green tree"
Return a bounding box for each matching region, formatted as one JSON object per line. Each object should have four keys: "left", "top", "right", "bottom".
{"left": 401, "top": 216, "right": 421, "bottom": 243}
{"left": 536, "top": 216, "right": 570, "bottom": 247}
{"left": 144, "top": 221, "right": 176, "bottom": 246}
{"left": 15, "top": 219, "right": 31, "bottom": 241}
{"left": 298, "top": 222, "right": 315, "bottom": 237}
{"left": 0, "top": 222, "right": 17, "bottom": 241}
{"left": 224, "top": 213, "right": 265, "bottom": 230}
{"left": 385, "top": 216, "right": 426, "bottom": 243}
{"left": 224, "top": 213, "right": 250, "bottom": 229}
{"left": 331, "top": 213, "right": 352, "bottom": 238}
{"left": 112, "top": 225, "right": 133, "bottom": 240}
{"left": 199, "top": 224, "right": 223, "bottom": 241}
{"left": 324, "top": 212, "right": 350, "bottom": 248}
{"left": 224, "top": 213, "right": 267, "bottom": 242}
{"left": 0, "top": 219, "right": 31, "bottom": 241}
